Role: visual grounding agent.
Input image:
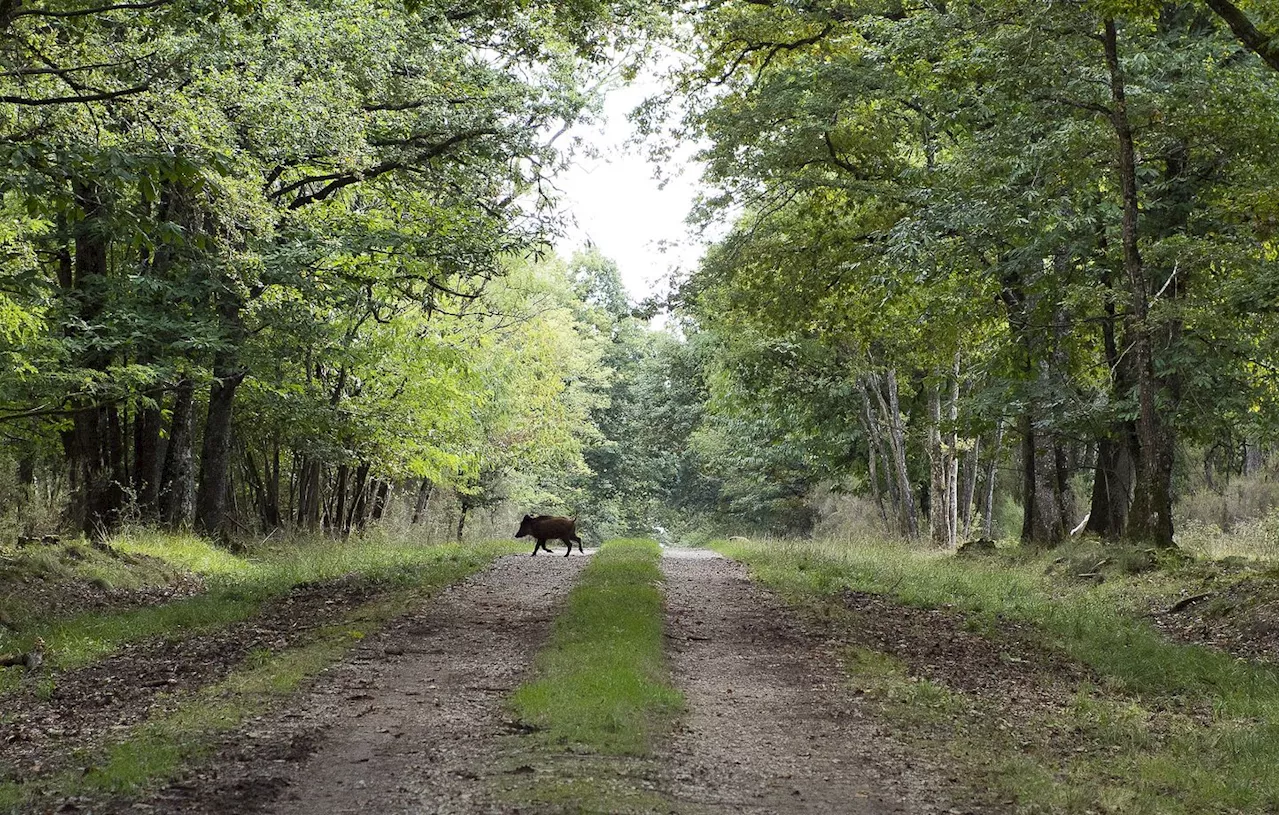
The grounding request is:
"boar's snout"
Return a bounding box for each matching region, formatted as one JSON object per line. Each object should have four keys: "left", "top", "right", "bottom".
{"left": 515, "top": 514, "right": 535, "bottom": 539}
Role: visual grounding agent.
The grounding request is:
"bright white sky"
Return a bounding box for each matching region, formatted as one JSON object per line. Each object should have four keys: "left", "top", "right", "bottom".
{"left": 551, "top": 71, "right": 707, "bottom": 304}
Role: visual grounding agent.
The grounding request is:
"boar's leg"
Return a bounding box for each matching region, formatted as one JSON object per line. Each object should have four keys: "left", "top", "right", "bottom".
{"left": 531, "top": 537, "right": 549, "bottom": 556}
{"left": 563, "top": 538, "right": 573, "bottom": 557}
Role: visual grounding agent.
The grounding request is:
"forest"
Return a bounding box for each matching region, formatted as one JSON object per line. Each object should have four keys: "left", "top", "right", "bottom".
{"left": 0, "top": 0, "right": 1275, "bottom": 553}
{"left": 0, "top": 2, "right": 1276, "bottom": 814}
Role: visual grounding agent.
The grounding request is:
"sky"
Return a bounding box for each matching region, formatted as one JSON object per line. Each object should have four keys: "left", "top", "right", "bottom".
{"left": 550, "top": 71, "right": 707, "bottom": 305}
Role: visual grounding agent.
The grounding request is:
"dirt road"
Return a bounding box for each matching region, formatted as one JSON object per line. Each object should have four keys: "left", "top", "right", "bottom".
{"left": 660, "top": 550, "right": 946, "bottom": 813}
{"left": 110, "top": 549, "right": 961, "bottom": 814}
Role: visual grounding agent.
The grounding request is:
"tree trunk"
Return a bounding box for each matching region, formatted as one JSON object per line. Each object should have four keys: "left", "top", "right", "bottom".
{"left": 264, "top": 436, "right": 281, "bottom": 529}
{"left": 960, "top": 437, "right": 980, "bottom": 540}
{"left": 1243, "top": 441, "right": 1264, "bottom": 476}
{"left": 1086, "top": 435, "right": 1135, "bottom": 536}
{"left": 871, "top": 369, "right": 919, "bottom": 539}
{"left": 158, "top": 379, "right": 196, "bottom": 529}
{"left": 456, "top": 502, "right": 469, "bottom": 543}
{"left": 411, "top": 478, "right": 433, "bottom": 525}
{"left": 1025, "top": 424, "right": 1067, "bottom": 546}
{"left": 67, "top": 179, "right": 125, "bottom": 540}
{"left": 346, "top": 461, "right": 370, "bottom": 533}
{"left": 1054, "top": 440, "right": 1076, "bottom": 534}
{"left": 333, "top": 464, "right": 349, "bottom": 534}
{"left": 371, "top": 480, "right": 390, "bottom": 522}
{"left": 857, "top": 384, "right": 892, "bottom": 531}
{"left": 1104, "top": 18, "right": 1175, "bottom": 548}
{"left": 133, "top": 401, "right": 163, "bottom": 519}
{"left": 926, "top": 383, "right": 951, "bottom": 548}
{"left": 946, "top": 355, "right": 961, "bottom": 548}
{"left": 195, "top": 280, "right": 248, "bottom": 540}
{"left": 1019, "top": 412, "right": 1037, "bottom": 543}
{"left": 195, "top": 363, "right": 246, "bottom": 539}
{"left": 981, "top": 422, "right": 1004, "bottom": 539}
{"left": 297, "top": 458, "right": 322, "bottom": 530}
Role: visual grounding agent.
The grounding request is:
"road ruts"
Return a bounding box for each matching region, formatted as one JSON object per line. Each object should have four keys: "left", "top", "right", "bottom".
{"left": 267, "top": 552, "right": 590, "bottom": 815}
{"left": 659, "top": 550, "right": 949, "bottom": 814}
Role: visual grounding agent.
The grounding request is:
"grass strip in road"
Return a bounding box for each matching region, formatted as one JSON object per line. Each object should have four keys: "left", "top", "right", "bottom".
{"left": 503, "top": 539, "right": 683, "bottom": 814}
{"left": 0, "top": 541, "right": 514, "bottom": 813}
{"left": 510, "top": 538, "right": 683, "bottom": 756}
{"left": 715, "top": 537, "right": 1278, "bottom": 815}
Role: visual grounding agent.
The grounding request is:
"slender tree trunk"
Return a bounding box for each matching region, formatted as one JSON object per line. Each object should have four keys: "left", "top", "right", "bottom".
{"left": 456, "top": 502, "right": 469, "bottom": 543}
{"left": 1104, "top": 18, "right": 1174, "bottom": 548}
{"left": 1243, "top": 442, "right": 1264, "bottom": 476}
{"left": 1088, "top": 222, "right": 1138, "bottom": 538}
{"left": 926, "top": 383, "right": 951, "bottom": 548}
{"left": 1054, "top": 441, "right": 1075, "bottom": 533}
{"left": 67, "top": 179, "right": 125, "bottom": 540}
{"left": 960, "top": 437, "right": 981, "bottom": 540}
{"left": 1027, "top": 423, "right": 1067, "bottom": 546}
{"left": 264, "top": 436, "right": 281, "bottom": 529}
{"left": 946, "top": 355, "right": 961, "bottom": 548}
{"left": 133, "top": 401, "right": 163, "bottom": 519}
{"left": 1019, "top": 413, "right": 1037, "bottom": 543}
{"left": 239, "top": 437, "right": 269, "bottom": 532}
{"left": 857, "top": 383, "right": 891, "bottom": 531}
{"left": 982, "top": 422, "right": 1004, "bottom": 539}
{"left": 347, "top": 461, "right": 370, "bottom": 533}
{"left": 371, "top": 480, "right": 390, "bottom": 523}
{"left": 872, "top": 369, "right": 919, "bottom": 539}
{"left": 333, "top": 464, "right": 349, "bottom": 533}
{"left": 1086, "top": 436, "right": 1135, "bottom": 536}
{"left": 861, "top": 378, "right": 900, "bottom": 532}
{"left": 158, "top": 379, "right": 196, "bottom": 529}
{"left": 411, "top": 478, "right": 433, "bottom": 525}
{"left": 195, "top": 361, "right": 246, "bottom": 538}
{"left": 297, "top": 458, "right": 322, "bottom": 530}
{"left": 195, "top": 283, "right": 248, "bottom": 540}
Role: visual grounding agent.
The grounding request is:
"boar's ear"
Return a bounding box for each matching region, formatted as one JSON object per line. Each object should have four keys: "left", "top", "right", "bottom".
{"left": 521, "top": 514, "right": 531, "bottom": 522}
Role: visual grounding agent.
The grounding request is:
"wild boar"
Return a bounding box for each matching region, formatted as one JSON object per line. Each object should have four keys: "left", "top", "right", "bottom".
{"left": 516, "top": 514, "right": 583, "bottom": 557}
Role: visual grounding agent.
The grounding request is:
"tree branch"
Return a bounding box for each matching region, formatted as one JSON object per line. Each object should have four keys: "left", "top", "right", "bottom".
{"left": 1203, "top": 0, "right": 1278, "bottom": 71}
{"left": 7, "top": 0, "right": 171, "bottom": 22}
{"left": 0, "top": 82, "right": 151, "bottom": 106}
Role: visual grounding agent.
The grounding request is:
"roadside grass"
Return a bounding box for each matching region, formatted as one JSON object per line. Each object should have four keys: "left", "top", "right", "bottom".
{"left": 510, "top": 538, "right": 682, "bottom": 755}
{"left": 503, "top": 539, "right": 683, "bottom": 813}
{"left": 0, "top": 537, "right": 519, "bottom": 812}
{"left": 0, "top": 593, "right": 395, "bottom": 812}
{"left": 1, "top": 532, "right": 521, "bottom": 693}
{"left": 714, "top": 537, "right": 1278, "bottom": 815}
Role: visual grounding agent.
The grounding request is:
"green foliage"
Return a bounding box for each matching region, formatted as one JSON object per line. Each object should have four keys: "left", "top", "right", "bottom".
{"left": 0, "top": 0, "right": 667, "bottom": 538}
{"left": 656, "top": 0, "right": 1278, "bottom": 542}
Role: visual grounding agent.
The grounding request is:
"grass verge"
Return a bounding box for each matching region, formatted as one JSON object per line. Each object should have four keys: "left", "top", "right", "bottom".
{"left": 1, "top": 532, "right": 521, "bottom": 692}
{"left": 0, "top": 539, "right": 515, "bottom": 812}
{"left": 503, "top": 539, "right": 683, "bottom": 813}
{"left": 714, "top": 537, "right": 1278, "bottom": 815}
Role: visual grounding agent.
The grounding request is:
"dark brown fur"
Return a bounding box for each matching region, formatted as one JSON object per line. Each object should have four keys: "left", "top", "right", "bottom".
{"left": 516, "top": 514, "right": 583, "bottom": 557}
